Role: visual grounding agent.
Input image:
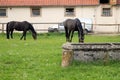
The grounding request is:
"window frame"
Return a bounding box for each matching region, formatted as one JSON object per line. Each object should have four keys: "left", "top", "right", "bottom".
{"left": 31, "top": 7, "right": 41, "bottom": 17}
{"left": 0, "top": 8, "right": 7, "bottom": 17}
{"left": 64, "top": 7, "right": 75, "bottom": 17}
{"left": 101, "top": 6, "right": 112, "bottom": 17}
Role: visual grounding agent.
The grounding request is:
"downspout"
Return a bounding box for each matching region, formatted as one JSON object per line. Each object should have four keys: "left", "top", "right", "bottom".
{"left": 115, "top": 5, "right": 119, "bottom": 33}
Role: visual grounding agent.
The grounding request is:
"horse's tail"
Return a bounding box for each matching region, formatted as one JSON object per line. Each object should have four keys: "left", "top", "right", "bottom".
{"left": 29, "top": 23, "right": 37, "bottom": 40}
{"left": 6, "top": 22, "right": 10, "bottom": 39}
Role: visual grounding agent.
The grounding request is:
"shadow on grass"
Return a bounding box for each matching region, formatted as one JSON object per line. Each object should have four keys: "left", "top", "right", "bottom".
{"left": 72, "top": 60, "right": 120, "bottom": 67}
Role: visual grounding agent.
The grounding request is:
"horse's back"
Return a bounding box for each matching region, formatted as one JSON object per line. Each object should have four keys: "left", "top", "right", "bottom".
{"left": 22, "top": 21, "right": 30, "bottom": 25}
{"left": 63, "top": 19, "right": 76, "bottom": 28}
{"left": 22, "top": 21, "right": 32, "bottom": 28}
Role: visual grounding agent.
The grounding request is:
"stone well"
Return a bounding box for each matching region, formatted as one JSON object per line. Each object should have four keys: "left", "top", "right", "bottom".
{"left": 61, "top": 42, "right": 120, "bottom": 67}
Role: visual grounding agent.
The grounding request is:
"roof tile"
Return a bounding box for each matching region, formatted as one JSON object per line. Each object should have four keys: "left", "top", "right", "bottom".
{"left": 0, "top": 0, "right": 99, "bottom": 6}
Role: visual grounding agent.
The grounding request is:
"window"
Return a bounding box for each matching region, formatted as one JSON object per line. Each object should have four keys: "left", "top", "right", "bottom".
{"left": 31, "top": 8, "right": 40, "bottom": 16}
{"left": 100, "top": 0, "right": 109, "bottom": 4}
{"left": 102, "top": 8, "right": 112, "bottom": 16}
{"left": 0, "top": 9, "right": 7, "bottom": 17}
{"left": 65, "top": 8, "right": 75, "bottom": 16}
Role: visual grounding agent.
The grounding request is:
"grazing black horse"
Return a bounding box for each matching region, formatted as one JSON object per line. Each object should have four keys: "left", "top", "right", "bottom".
{"left": 6, "top": 21, "right": 37, "bottom": 40}
{"left": 63, "top": 18, "right": 84, "bottom": 43}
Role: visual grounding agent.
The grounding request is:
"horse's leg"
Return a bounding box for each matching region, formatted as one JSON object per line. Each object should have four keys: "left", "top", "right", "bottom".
{"left": 70, "top": 30, "right": 74, "bottom": 42}
{"left": 78, "top": 31, "right": 81, "bottom": 42}
{"left": 20, "top": 31, "right": 26, "bottom": 40}
{"left": 24, "top": 31, "right": 27, "bottom": 40}
{"left": 20, "top": 34, "right": 24, "bottom": 40}
{"left": 6, "top": 31, "right": 10, "bottom": 39}
{"left": 68, "top": 30, "right": 71, "bottom": 42}
{"left": 65, "top": 27, "right": 69, "bottom": 42}
{"left": 10, "top": 30, "right": 14, "bottom": 39}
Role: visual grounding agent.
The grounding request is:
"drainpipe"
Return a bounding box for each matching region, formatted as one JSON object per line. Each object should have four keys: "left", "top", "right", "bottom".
{"left": 93, "top": 6, "right": 97, "bottom": 31}
{"left": 115, "top": 6, "right": 119, "bottom": 33}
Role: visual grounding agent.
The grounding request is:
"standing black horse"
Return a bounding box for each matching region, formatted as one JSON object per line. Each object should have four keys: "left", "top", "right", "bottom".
{"left": 63, "top": 18, "right": 84, "bottom": 43}
{"left": 6, "top": 21, "right": 37, "bottom": 40}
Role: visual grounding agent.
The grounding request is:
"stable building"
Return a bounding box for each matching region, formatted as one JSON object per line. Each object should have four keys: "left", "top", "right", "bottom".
{"left": 0, "top": 0, "right": 120, "bottom": 33}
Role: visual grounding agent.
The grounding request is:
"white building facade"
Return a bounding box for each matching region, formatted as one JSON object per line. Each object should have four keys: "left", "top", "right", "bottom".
{"left": 0, "top": 0, "right": 120, "bottom": 33}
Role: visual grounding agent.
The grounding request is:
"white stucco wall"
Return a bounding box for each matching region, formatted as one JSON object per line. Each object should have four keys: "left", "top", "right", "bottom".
{"left": 0, "top": 6, "right": 96, "bottom": 33}
{"left": 0, "top": 6, "right": 96, "bottom": 23}
{"left": 93, "top": 5, "right": 120, "bottom": 33}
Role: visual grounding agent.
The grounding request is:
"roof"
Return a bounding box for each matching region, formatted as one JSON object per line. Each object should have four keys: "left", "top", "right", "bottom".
{"left": 117, "top": 0, "right": 120, "bottom": 4}
{"left": 0, "top": 0, "right": 99, "bottom": 7}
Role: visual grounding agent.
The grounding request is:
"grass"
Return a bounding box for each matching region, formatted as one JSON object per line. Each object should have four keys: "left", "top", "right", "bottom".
{"left": 0, "top": 33, "right": 120, "bottom": 80}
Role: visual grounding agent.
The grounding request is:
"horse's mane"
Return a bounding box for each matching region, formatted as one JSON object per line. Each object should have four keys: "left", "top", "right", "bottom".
{"left": 30, "top": 25, "right": 37, "bottom": 34}
{"left": 26, "top": 21, "right": 37, "bottom": 35}
{"left": 75, "top": 18, "right": 84, "bottom": 40}
{"left": 75, "top": 18, "right": 82, "bottom": 26}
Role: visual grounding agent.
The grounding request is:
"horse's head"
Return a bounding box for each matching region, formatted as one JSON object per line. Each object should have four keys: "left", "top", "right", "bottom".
{"left": 80, "top": 40, "right": 84, "bottom": 43}
{"left": 80, "top": 32, "right": 84, "bottom": 43}
{"left": 32, "top": 32, "right": 37, "bottom": 40}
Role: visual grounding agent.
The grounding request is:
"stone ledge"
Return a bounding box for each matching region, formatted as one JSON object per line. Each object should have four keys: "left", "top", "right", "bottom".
{"left": 63, "top": 43, "right": 120, "bottom": 50}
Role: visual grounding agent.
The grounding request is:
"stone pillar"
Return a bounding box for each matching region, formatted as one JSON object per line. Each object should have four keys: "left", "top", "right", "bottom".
{"left": 61, "top": 50, "right": 73, "bottom": 67}
{"left": 103, "top": 50, "right": 109, "bottom": 65}
{"left": 61, "top": 43, "right": 73, "bottom": 67}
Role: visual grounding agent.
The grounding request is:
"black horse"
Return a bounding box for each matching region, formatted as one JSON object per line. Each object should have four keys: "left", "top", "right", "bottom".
{"left": 63, "top": 18, "right": 84, "bottom": 43}
{"left": 6, "top": 21, "right": 37, "bottom": 40}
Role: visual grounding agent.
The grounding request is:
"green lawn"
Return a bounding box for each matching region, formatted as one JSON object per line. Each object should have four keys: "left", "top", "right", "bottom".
{"left": 0, "top": 33, "right": 120, "bottom": 80}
